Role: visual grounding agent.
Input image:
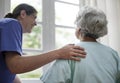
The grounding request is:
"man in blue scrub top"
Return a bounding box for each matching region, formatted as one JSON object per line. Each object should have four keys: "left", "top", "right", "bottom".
{"left": 0, "top": 18, "right": 22, "bottom": 83}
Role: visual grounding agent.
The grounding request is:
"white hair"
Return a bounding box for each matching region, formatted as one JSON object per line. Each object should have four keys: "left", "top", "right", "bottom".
{"left": 75, "top": 6, "right": 108, "bottom": 39}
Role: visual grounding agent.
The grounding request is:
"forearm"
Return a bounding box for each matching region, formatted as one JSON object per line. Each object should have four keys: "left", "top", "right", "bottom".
{"left": 5, "top": 50, "right": 60, "bottom": 74}
{"left": 5, "top": 44, "right": 86, "bottom": 74}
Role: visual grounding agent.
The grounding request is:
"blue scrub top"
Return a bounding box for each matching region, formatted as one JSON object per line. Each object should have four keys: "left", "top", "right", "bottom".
{"left": 0, "top": 18, "right": 22, "bottom": 83}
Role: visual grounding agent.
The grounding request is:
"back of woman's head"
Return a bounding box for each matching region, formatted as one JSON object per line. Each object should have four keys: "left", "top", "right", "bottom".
{"left": 75, "top": 6, "right": 108, "bottom": 39}
{"left": 4, "top": 3, "right": 37, "bottom": 19}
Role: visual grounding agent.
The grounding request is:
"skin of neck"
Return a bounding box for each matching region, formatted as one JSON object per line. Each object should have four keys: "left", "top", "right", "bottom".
{"left": 17, "top": 16, "right": 27, "bottom": 33}
{"left": 79, "top": 36, "right": 97, "bottom": 42}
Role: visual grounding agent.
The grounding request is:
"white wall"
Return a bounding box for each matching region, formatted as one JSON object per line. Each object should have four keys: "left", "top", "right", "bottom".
{"left": 97, "top": 0, "right": 120, "bottom": 55}
{"left": 0, "top": 0, "right": 10, "bottom": 18}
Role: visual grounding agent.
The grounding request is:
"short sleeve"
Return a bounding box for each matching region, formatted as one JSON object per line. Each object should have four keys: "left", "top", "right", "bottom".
{"left": 0, "top": 20, "right": 22, "bottom": 55}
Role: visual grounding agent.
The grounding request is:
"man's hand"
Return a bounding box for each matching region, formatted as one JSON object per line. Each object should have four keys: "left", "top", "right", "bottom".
{"left": 57, "top": 44, "right": 86, "bottom": 61}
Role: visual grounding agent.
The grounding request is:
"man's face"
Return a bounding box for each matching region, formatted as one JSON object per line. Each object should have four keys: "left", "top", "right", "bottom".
{"left": 19, "top": 10, "right": 37, "bottom": 33}
{"left": 23, "top": 13, "right": 37, "bottom": 33}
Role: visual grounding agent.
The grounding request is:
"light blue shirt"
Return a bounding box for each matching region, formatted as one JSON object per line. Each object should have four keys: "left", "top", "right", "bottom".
{"left": 41, "top": 42, "right": 120, "bottom": 83}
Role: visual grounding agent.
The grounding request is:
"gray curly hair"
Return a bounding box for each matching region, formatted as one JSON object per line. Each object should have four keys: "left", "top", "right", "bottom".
{"left": 75, "top": 6, "right": 108, "bottom": 39}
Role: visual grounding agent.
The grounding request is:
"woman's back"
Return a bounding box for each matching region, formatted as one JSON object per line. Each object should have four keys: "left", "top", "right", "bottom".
{"left": 41, "top": 42, "right": 120, "bottom": 83}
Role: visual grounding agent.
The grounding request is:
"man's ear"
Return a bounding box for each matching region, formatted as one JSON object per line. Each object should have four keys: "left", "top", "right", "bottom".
{"left": 20, "top": 10, "right": 27, "bottom": 18}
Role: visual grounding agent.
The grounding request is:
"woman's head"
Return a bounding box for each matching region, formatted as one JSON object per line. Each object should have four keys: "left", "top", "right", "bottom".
{"left": 5, "top": 3, "right": 38, "bottom": 33}
{"left": 75, "top": 6, "right": 108, "bottom": 39}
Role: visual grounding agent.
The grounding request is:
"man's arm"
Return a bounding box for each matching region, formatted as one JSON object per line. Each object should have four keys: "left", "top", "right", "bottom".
{"left": 5, "top": 44, "right": 86, "bottom": 74}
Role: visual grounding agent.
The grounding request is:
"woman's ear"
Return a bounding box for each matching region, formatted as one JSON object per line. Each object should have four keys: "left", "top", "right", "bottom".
{"left": 75, "top": 28, "right": 81, "bottom": 39}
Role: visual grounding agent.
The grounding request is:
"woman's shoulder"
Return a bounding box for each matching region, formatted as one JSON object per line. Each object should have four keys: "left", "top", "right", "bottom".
{"left": 75, "top": 42, "right": 118, "bottom": 54}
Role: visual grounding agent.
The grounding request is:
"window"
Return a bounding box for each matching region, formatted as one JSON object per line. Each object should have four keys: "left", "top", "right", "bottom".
{"left": 55, "top": 0, "right": 79, "bottom": 48}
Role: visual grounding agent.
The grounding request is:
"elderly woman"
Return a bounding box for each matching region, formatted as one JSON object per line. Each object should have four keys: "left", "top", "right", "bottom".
{"left": 40, "top": 6, "right": 120, "bottom": 83}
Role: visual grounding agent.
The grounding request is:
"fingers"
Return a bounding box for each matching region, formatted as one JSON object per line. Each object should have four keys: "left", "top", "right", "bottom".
{"left": 58, "top": 44, "right": 86, "bottom": 61}
{"left": 70, "top": 56, "right": 81, "bottom": 61}
{"left": 72, "top": 48, "right": 86, "bottom": 56}
{"left": 68, "top": 44, "right": 86, "bottom": 54}
{"left": 68, "top": 44, "right": 84, "bottom": 50}
{"left": 71, "top": 52, "right": 86, "bottom": 58}
{"left": 72, "top": 45, "right": 86, "bottom": 57}
{"left": 69, "top": 45, "right": 86, "bottom": 61}
{"left": 73, "top": 45, "right": 85, "bottom": 50}
{"left": 68, "top": 52, "right": 85, "bottom": 61}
